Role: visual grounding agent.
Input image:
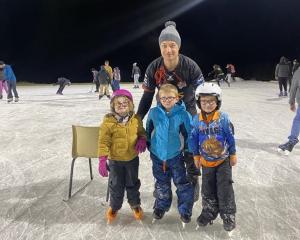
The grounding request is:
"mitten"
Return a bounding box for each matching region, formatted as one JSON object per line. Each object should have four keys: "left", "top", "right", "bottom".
{"left": 98, "top": 156, "right": 108, "bottom": 177}
{"left": 135, "top": 137, "right": 147, "bottom": 154}
{"left": 229, "top": 154, "right": 237, "bottom": 166}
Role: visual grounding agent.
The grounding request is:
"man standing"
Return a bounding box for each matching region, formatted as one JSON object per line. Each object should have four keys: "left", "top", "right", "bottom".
{"left": 132, "top": 62, "right": 141, "bottom": 88}
{"left": 137, "top": 21, "right": 205, "bottom": 202}
{"left": 278, "top": 67, "right": 300, "bottom": 155}
{"left": 0, "top": 61, "right": 19, "bottom": 103}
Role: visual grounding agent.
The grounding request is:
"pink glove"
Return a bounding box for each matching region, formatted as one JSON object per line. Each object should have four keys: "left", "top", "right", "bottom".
{"left": 135, "top": 137, "right": 147, "bottom": 154}
{"left": 98, "top": 156, "right": 108, "bottom": 177}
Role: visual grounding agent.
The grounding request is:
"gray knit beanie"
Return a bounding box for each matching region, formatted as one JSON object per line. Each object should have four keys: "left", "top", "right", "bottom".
{"left": 159, "top": 21, "right": 181, "bottom": 48}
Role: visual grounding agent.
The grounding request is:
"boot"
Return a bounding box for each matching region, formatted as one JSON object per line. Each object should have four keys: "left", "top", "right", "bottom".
{"left": 14, "top": 97, "right": 19, "bottom": 102}
{"left": 106, "top": 207, "right": 118, "bottom": 224}
{"left": 0, "top": 95, "right": 2, "bottom": 99}
{"left": 180, "top": 214, "right": 191, "bottom": 223}
{"left": 278, "top": 138, "right": 299, "bottom": 152}
{"left": 278, "top": 91, "right": 283, "bottom": 97}
{"left": 132, "top": 206, "right": 143, "bottom": 220}
{"left": 99, "top": 95, "right": 103, "bottom": 100}
{"left": 196, "top": 213, "right": 213, "bottom": 227}
{"left": 284, "top": 91, "right": 288, "bottom": 96}
{"left": 7, "top": 98, "right": 13, "bottom": 103}
{"left": 222, "top": 214, "right": 236, "bottom": 232}
{"left": 106, "top": 95, "right": 111, "bottom": 99}
{"left": 153, "top": 208, "right": 165, "bottom": 220}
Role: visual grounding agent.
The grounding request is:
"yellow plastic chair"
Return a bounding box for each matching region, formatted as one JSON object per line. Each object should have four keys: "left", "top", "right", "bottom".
{"left": 66, "top": 125, "right": 99, "bottom": 200}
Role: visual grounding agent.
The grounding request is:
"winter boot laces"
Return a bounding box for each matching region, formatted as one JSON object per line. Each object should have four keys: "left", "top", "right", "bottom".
{"left": 106, "top": 207, "right": 118, "bottom": 223}
{"left": 153, "top": 208, "right": 165, "bottom": 220}
{"left": 132, "top": 206, "right": 143, "bottom": 220}
{"left": 223, "top": 214, "right": 236, "bottom": 232}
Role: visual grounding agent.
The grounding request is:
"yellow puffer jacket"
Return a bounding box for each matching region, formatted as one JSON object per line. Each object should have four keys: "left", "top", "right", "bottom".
{"left": 98, "top": 113, "right": 146, "bottom": 161}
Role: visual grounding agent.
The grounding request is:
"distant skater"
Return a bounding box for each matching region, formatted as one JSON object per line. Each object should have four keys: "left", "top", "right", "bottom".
{"left": 131, "top": 63, "right": 141, "bottom": 88}
{"left": 0, "top": 60, "right": 19, "bottom": 103}
{"left": 54, "top": 77, "right": 71, "bottom": 95}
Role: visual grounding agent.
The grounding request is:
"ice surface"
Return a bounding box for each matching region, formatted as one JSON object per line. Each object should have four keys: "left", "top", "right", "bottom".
{"left": 0, "top": 80, "right": 299, "bottom": 240}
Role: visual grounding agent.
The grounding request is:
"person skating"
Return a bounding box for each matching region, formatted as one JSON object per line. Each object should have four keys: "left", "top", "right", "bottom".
{"left": 54, "top": 77, "right": 71, "bottom": 95}
{"left": 91, "top": 68, "right": 99, "bottom": 92}
{"left": 275, "top": 56, "right": 291, "bottom": 97}
{"left": 131, "top": 63, "right": 141, "bottom": 88}
{"left": 98, "top": 89, "right": 147, "bottom": 224}
{"left": 112, "top": 67, "right": 121, "bottom": 92}
{"left": 0, "top": 79, "right": 8, "bottom": 100}
{"left": 278, "top": 67, "right": 300, "bottom": 155}
{"left": 146, "top": 84, "right": 194, "bottom": 227}
{"left": 190, "top": 82, "right": 237, "bottom": 232}
{"left": 225, "top": 63, "right": 236, "bottom": 83}
{"left": 208, "top": 64, "right": 229, "bottom": 87}
{"left": 0, "top": 60, "right": 19, "bottom": 103}
{"left": 98, "top": 65, "right": 111, "bottom": 100}
{"left": 137, "top": 20, "right": 204, "bottom": 202}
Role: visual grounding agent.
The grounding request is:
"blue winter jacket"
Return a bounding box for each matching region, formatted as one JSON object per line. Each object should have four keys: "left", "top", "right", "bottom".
{"left": 3, "top": 65, "right": 16, "bottom": 83}
{"left": 146, "top": 101, "right": 192, "bottom": 161}
{"left": 189, "top": 111, "right": 236, "bottom": 162}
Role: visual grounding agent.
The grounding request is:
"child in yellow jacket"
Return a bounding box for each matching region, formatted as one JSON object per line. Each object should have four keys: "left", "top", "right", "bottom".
{"left": 98, "top": 89, "right": 146, "bottom": 223}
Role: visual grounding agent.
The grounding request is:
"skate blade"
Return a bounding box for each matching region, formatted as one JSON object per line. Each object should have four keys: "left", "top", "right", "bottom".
{"left": 152, "top": 218, "right": 157, "bottom": 224}
{"left": 181, "top": 222, "right": 186, "bottom": 229}
{"left": 284, "top": 150, "right": 290, "bottom": 156}
{"left": 196, "top": 225, "right": 199, "bottom": 230}
{"left": 277, "top": 148, "right": 290, "bottom": 156}
{"left": 227, "top": 229, "right": 234, "bottom": 237}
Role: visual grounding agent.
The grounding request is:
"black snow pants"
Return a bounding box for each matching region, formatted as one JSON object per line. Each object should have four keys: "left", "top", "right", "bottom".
{"left": 278, "top": 77, "right": 288, "bottom": 92}
{"left": 108, "top": 157, "right": 141, "bottom": 211}
{"left": 199, "top": 158, "right": 236, "bottom": 221}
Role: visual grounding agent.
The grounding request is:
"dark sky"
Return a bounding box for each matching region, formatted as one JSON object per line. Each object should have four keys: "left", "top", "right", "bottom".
{"left": 1, "top": 0, "right": 300, "bottom": 83}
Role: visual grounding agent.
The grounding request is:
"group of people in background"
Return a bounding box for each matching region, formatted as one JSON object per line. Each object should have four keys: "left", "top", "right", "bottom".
{"left": 275, "top": 56, "right": 299, "bottom": 97}
{"left": 90, "top": 60, "right": 142, "bottom": 100}
{"left": 207, "top": 63, "right": 236, "bottom": 87}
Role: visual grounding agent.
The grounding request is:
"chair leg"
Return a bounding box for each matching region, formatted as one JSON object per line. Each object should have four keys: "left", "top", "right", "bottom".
{"left": 89, "top": 158, "right": 93, "bottom": 180}
{"left": 68, "top": 158, "right": 77, "bottom": 199}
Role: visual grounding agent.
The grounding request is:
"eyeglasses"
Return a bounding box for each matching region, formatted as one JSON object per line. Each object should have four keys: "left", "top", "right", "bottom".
{"left": 160, "top": 96, "right": 177, "bottom": 102}
{"left": 200, "top": 100, "right": 216, "bottom": 105}
{"left": 115, "top": 101, "right": 129, "bottom": 107}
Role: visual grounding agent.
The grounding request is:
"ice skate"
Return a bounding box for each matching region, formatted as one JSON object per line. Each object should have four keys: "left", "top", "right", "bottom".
{"left": 106, "top": 207, "right": 118, "bottom": 224}
{"left": 132, "top": 206, "right": 143, "bottom": 220}
{"left": 14, "top": 97, "right": 19, "bottom": 102}
{"left": 222, "top": 214, "right": 236, "bottom": 232}
{"left": 152, "top": 208, "right": 165, "bottom": 223}
{"left": 278, "top": 92, "right": 283, "bottom": 97}
{"left": 0, "top": 95, "right": 3, "bottom": 99}
{"left": 196, "top": 213, "right": 213, "bottom": 230}
{"left": 7, "top": 98, "right": 13, "bottom": 103}
{"left": 180, "top": 214, "right": 191, "bottom": 229}
{"left": 278, "top": 139, "right": 299, "bottom": 155}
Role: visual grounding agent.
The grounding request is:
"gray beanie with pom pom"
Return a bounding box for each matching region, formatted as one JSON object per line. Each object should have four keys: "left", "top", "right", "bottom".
{"left": 158, "top": 21, "right": 181, "bottom": 48}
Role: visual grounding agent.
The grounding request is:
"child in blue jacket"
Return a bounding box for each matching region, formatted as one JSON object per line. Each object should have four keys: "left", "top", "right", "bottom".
{"left": 190, "top": 82, "right": 237, "bottom": 232}
{"left": 146, "top": 84, "right": 194, "bottom": 224}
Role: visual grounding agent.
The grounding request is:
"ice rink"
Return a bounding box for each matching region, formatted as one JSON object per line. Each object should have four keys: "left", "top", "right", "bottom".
{"left": 1, "top": 80, "right": 299, "bottom": 240}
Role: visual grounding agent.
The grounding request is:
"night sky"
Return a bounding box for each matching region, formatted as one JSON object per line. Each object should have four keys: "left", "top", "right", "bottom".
{"left": 2, "top": 0, "right": 300, "bottom": 83}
